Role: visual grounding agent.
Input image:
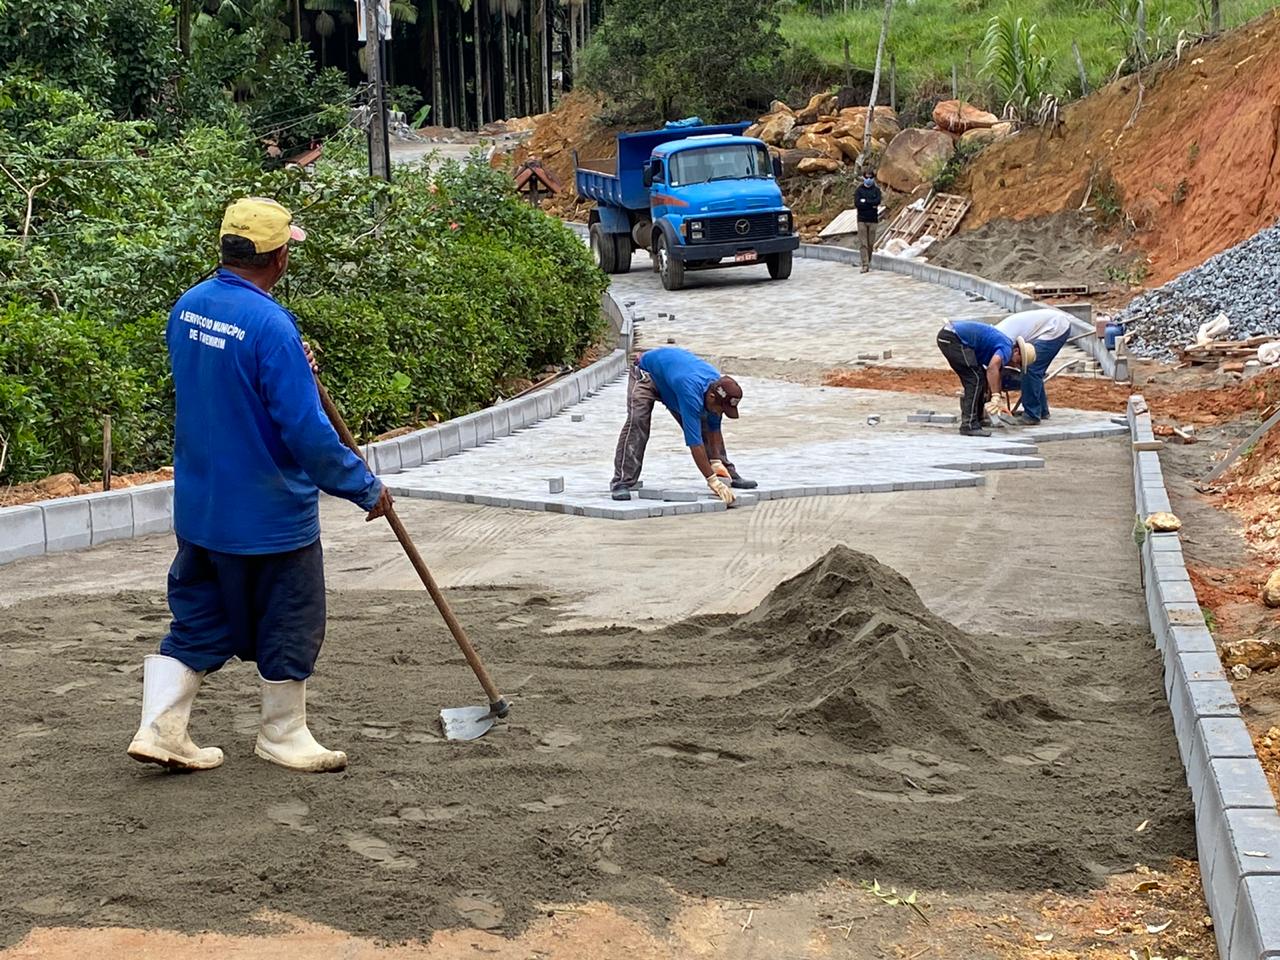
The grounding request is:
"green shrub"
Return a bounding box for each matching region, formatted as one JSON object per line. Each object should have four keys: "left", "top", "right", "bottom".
{"left": 0, "top": 302, "right": 159, "bottom": 481}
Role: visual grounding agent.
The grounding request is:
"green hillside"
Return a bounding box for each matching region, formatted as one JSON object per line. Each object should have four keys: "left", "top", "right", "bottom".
{"left": 780, "top": 0, "right": 1279, "bottom": 106}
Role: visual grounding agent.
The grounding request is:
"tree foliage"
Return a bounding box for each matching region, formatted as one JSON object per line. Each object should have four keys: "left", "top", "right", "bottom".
{"left": 0, "top": 69, "right": 607, "bottom": 482}
{"left": 579, "top": 0, "right": 787, "bottom": 122}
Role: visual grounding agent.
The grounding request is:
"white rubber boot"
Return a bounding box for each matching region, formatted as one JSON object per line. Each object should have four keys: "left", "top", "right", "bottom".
{"left": 127, "top": 654, "right": 224, "bottom": 771}
{"left": 254, "top": 676, "right": 347, "bottom": 772}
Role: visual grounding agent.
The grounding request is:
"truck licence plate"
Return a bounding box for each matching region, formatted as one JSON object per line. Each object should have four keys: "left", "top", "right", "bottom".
{"left": 734, "top": 250, "right": 758, "bottom": 263}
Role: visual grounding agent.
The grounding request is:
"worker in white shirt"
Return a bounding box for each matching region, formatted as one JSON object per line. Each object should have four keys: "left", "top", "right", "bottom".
{"left": 995, "top": 308, "right": 1074, "bottom": 425}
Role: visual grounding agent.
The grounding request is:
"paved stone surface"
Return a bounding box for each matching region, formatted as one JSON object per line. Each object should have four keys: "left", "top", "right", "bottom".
{"left": 389, "top": 375, "right": 1126, "bottom": 520}
{"left": 610, "top": 251, "right": 1094, "bottom": 371}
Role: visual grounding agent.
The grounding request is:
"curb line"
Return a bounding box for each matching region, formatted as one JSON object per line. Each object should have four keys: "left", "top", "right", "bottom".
{"left": 1128, "top": 392, "right": 1280, "bottom": 960}
{"left": 0, "top": 291, "right": 634, "bottom": 567}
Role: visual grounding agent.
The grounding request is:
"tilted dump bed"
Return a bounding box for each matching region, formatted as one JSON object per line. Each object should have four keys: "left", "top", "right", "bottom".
{"left": 574, "top": 122, "right": 751, "bottom": 211}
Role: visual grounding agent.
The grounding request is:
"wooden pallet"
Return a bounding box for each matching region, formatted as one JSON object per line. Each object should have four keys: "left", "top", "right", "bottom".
{"left": 1178, "top": 336, "right": 1270, "bottom": 365}
{"left": 874, "top": 192, "right": 971, "bottom": 251}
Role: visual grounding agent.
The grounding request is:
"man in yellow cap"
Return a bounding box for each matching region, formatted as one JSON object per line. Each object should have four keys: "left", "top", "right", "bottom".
{"left": 127, "top": 197, "right": 392, "bottom": 775}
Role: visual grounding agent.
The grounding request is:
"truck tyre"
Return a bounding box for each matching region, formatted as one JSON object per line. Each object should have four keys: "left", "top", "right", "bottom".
{"left": 656, "top": 234, "right": 685, "bottom": 291}
{"left": 590, "top": 223, "right": 617, "bottom": 274}
{"left": 767, "top": 251, "right": 793, "bottom": 280}
{"left": 613, "top": 233, "right": 633, "bottom": 274}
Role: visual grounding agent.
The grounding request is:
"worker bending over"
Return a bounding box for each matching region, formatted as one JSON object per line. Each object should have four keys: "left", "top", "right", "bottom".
{"left": 128, "top": 197, "right": 392, "bottom": 775}
{"left": 995, "top": 308, "right": 1073, "bottom": 425}
{"left": 935, "top": 320, "right": 1035, "bottom": 437}
{"left": 611, "top": 346, "right": 755, "bottom": 504}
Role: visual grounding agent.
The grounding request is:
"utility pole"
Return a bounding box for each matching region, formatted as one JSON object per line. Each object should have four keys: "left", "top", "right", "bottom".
{"left": 362, "top": 0, "right": 392, "bottom": 180}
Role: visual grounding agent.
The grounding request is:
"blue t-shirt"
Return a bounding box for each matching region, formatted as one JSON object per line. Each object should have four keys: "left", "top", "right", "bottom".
{"left": 951, "top": 321, "right": 1014, "bottom": 366}
{"left": 637, "top": 347, "right": 722, "bottom": 447}
{"left": 166, "top": 269, "right": 381, "bottom": 555}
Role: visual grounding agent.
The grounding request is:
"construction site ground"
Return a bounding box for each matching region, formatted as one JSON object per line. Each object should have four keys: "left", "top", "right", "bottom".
{"left": 0, "top": 251, "right": 1227, "bottom": 960}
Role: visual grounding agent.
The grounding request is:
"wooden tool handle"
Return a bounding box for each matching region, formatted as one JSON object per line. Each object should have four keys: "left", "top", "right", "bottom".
{"left": 315, "top": 378, "right": 507, "bottom": 711}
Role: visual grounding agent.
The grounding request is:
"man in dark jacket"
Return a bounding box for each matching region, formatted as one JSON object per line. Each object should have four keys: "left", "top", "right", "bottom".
{"left": 854, "top": 169, "right": 882, "bottom": 273}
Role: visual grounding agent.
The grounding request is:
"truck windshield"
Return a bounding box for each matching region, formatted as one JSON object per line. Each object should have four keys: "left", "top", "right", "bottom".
{"left": 668, "top": 144, "right": 772, "bottom": 186}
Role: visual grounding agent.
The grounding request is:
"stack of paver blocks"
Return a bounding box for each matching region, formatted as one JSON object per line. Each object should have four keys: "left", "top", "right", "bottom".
{"left": 1128, "top": 394, "right": 1280, "bottom": 960}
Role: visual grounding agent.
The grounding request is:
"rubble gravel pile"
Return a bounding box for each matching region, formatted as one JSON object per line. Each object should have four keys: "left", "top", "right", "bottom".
{"left": 1117, "top": 223, "right": 1280, "bottom": 360}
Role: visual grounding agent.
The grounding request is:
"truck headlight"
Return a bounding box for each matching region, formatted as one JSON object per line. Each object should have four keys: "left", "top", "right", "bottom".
{"left": 685, "top": 219, "right": 705, "bottom": 241}
{"left": 777, "top": 212, "right": 792, "bottom": 234}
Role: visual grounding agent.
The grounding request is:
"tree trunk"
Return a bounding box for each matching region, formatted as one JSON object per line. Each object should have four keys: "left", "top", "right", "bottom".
{"left": 861, "top": 0, "right": 893, "bottom": 169}
{"left": 178, "top": 0, "right": 192, "bottom": 56}
{"left": 532, "top": 0, "right": 544, "bottom": 113}
{"left": 501, "top": 5, "right": 512, "bottom": 118}
{"left": 455, "top": 1, "right": 467, "bottom": 127}
{"left": 1211, "top": 0, "right": 1221, "bottom": 31}
{"left": 563, "top": 0, "right": 575, "bottom": 93}
{"left": 293, "top": 0, "right": 302, "bottom": 41}
{"left": 474, "top": 0, "right": 485, "bottom": 126}
{"left": 432, "top": 0, "right": 444, "bottom": 126}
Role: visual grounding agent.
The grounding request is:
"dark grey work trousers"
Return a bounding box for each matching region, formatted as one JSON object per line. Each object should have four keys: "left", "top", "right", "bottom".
{"left": 936, "top": 328, "right": 989, "bottom": 431}
{"left": 611, "top": 361, "right": 735, "bottom": 487}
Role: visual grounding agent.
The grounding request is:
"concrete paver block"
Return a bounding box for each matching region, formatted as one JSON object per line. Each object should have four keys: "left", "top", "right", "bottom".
{"left": 0, "top": 505, "right": 45, "bottom": 564}
{"left": 86, "top": 491, "right": 134, "bottom": 546}
{"left": 548, "top": 478, "right": 565, "bottom": 494}
{"left": 1188, "top": 716, "right": 1260, "bottom": 787}
{"left": 131, "top": 482, "right": 174, "bottom": 537}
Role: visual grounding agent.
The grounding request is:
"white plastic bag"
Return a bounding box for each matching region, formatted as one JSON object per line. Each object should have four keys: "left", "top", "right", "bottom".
{"left": 1196, "top": 312, "right": 1231, "bottom": 346}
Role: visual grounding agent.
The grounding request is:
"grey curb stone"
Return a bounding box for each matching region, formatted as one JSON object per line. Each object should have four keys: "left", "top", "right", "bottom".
{"left": 368, "top": 441, "right": 401, "bottom": 475}
{"left": 420, "top": 429, "right": 443, "bottom": 463}
{"left": 131, "top": 482, "right": 174, "bottom": 536}
{"left": 1229, "top": 874, "right": 1280, "bottom": 960}
{"left": 437, "top": 422, "right": 462, "bottom": 457}
{"left": 0, "top": 505, "right": 45, "bottom": 564}
{"left": 398, "top": 434, "right": 423, "bottom": 469}
{"left": 1128, "top": 391, "right": 1279, "bottom": 960}
{"left": 88, "top": 491, "right": 137, "bottom": 545}
{"left": 42, "top": 498, "right": 92, "bottom": 552}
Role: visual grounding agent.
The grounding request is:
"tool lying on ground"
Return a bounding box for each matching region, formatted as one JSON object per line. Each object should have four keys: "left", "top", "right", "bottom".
{"left": 315, "top": 377, "right": 510, "bottom": 741}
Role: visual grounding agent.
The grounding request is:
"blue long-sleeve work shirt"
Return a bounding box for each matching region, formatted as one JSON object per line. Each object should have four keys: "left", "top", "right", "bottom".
{"left": 166, "top": 269, "right": 381, "bottom": 555}
{"left": 637, "top": 347, "right": 723, "bottom": 447}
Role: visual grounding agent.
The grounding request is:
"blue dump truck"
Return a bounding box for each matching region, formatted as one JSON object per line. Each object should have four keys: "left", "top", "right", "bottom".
{"left": 574, "top": 120, "right": 799, "bottom": 291}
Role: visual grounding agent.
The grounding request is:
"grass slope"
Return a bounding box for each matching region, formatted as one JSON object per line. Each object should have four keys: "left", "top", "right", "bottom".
{"left": 781, "top": 0, "right": 1279, "bottom": 102}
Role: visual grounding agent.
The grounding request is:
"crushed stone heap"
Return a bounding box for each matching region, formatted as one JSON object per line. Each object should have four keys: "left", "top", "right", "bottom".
{"left": 1117, "top": 222, "right": 1280, "bottom": 360}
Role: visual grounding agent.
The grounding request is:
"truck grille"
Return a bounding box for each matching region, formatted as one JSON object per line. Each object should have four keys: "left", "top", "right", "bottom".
{"left": 702, "top": 213, "right": 779, "bottom": 244}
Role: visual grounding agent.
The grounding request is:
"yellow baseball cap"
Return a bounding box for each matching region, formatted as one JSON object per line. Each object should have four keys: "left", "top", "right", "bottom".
{"left": 219, "top": 197, "right": 307, "bottom": 253}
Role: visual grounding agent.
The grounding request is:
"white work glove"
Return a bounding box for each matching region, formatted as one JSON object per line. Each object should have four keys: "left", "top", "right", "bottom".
{"left": 709, "top": 459, "right": 732, "bottom": 480}
{"left": 984, "top": 399, "right": 1006, "bottom": 419}
{"left": 705, "top": 474, "right": 736, "bottom": 506}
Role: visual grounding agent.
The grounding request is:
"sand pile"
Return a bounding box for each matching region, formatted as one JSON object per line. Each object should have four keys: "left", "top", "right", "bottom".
{"left": 732, "top": 546, "right": 1019, "bottom": 752}
{"left": 927, "top": 212, "right": 1140, "bottom": 287}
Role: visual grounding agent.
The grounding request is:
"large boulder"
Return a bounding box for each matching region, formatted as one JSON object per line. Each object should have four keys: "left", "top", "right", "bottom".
{"left": 833, "top": 111, "right": 900, "bottom": 143}
{"left": 991, "top": 120, "right": 1016, "bottom": 140}
{"left": 877, "top": 128, "right": 955, "bottom": 193}
{"left": 958, "top": 127, "right": 999, "bottom": 148}
{"left": 809, "top": 119, "right": 837, "bottom": 136}
{"left": 798, "top": 156, "right": 842, "bottom": 176}
{"left": 768, "top": 99, "right": 794, "bottom": 116}
{"left": 796, "top": 92, "right": 839, "bottom": 125}
{"left": 932, "top": 99, "right": 999, "bottom": 133}
{"left": 834, "top": 137, "right": 863, "bottom": 163}
{"left": 745, "top": 122, "right": 764, "bottom": 140}
{"left": 795, "top": 131, "right": 844, "bottom": 162}
{"left": 776, "top": 148, "right": 823, "bottom": 178}
{"left": 758, "top": 112, "right": 797, "bottom": 147}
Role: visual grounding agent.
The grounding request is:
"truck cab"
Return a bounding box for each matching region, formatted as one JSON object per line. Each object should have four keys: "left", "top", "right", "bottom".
{"left": 575, "top": 121, "right": 799, "bottom": 291}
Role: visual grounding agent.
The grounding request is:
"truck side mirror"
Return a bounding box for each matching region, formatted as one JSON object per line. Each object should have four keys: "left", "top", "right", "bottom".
{"left": 643, "top": 165, "right": 654, "bottom": 188}
{"left": 771, "top": 155, "right": 783, "bottom": 179}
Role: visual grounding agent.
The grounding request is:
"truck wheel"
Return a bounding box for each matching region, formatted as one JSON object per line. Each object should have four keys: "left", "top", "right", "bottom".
{"left": 613, "top": 233, "right": 633, "bottom": 274}
{"left": 590, "top": 223, "right": 617, "bottom": 274}
{"left": 767, "top": 251, "right": 793, "bottom": 280}
{"left": 656, "top": 234, "right": 685, "bottom": 291}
